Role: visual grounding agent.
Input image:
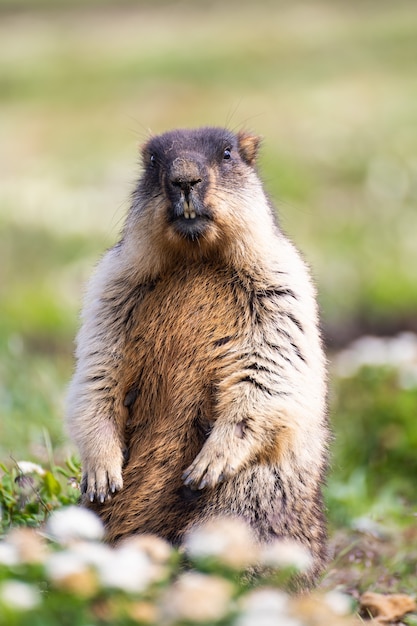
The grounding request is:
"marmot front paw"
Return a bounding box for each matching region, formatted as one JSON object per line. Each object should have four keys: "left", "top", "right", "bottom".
{"left": 81, "top": 462, "right": 123, "bottom": 503}
{"left": 182, "top": 448, "right": 238, "bottom": 490}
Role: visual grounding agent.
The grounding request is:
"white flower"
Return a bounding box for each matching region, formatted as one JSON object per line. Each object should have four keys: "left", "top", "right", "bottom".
{"left": 45, "top": 506, "right": 104, "bottom": 544}
{"left": 0, "top": 581, "right": 41, "bottom": 611}
{"left": 44, "top": 550, "right": 98, "bottom": 596}
{"left": 241, "top": 588, "right": 289, "bottom": 614}
{"left": 16, "top": 461, "right": 46, "bottom": 476}
{"left": 120, "top": 534, "right": 172, "bottom": 564}
{"left": 45, "top": 550, "right": 89, "bottom": 582}
{"left": 70, "top": 540, "right": 114, "bottom": 570}
{"left": 0, "top": 541, "right": 19, "bottom": 566}
{"left": 160, "top": 572, "right": 233, "bottom": 623}
{"left": 324, "top": 590, "right": 354, "bottom": 616}
{"left": 7, "top": 528, "right": 47, "bottom": 564}
{"left": 235, "top": 612, "right": 301, "bottom": 626}
{"left": 97, "top": 544, "right": 155, "bottom": 593}
{"left": 184, "top": 516, "right": 258, "bottom": 568}
{"left": 235, "top": 589, "right": 299, "bottom": 626}
{"left": 259, "top": 539, "right": 313, "bottom": 572}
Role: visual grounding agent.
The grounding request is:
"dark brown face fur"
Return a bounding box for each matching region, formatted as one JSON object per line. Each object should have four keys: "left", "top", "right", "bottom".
{"left": 138, "top": 127, "right": 260, "bottom": 244}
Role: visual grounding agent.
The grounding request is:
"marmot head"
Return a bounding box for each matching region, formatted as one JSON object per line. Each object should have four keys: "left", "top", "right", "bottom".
{"left": 127, "top": 127, "right": 278, "bottom": 269}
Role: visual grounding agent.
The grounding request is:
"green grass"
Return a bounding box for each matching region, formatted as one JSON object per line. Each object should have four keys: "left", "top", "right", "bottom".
{"left": 0, "top": 1, "right": 417, "bottom": 609}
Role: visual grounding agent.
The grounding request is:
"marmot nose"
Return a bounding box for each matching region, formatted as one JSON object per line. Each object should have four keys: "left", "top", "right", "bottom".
{"left": 170, "top": 157, "right": 203, "bottom": 193}
{"left": 171, "top": 177, "right": 202, "bottom": 194}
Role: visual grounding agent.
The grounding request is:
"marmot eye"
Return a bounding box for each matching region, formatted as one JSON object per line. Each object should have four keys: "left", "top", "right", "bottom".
{"left": 223, "top": 148, "right": 232, "bottom": 160}
{"left": 150, "top": 154, "right": 156, "bottom": 167}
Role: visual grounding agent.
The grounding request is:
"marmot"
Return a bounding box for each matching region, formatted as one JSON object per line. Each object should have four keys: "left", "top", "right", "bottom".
{"left": 66, "top": 127, "right": 328, "bottom": 583}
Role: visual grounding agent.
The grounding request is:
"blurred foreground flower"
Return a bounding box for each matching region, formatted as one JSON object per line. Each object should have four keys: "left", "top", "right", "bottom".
{"left": 97, "top": 542, "right": 159, "bottom": 593}
{"left": 184, "top": 516, "right": 258, "bottom": 569}
{"left": 0, "top": 541, "right": 19, "bottom": 566}
{"left": 45, "top": 550, "right": 98, "bottom": 597}
{"left": 291, "top": 593, "right": 359, "bottom": 626}
{"left": 0, "top": 580, "right": 41, "bottom": 611}
{"left": 323, "top": 590, "right": 354, "bottom": 616}
{"left": 160, "top": 571, "right": 234, "bottom": 624}
{"left": 259, "top": 539, "right": 313, "bottom": 572}
{"left": 16, "top": 461, "right": 46, "bottom": 476}
{"left": 235, "top": 588, "right": 297, "bottom": 626}
{"left": 120, "top": 534, "right": 172, "bottom": 564}
{"left": 45, "top": 506, "right": 104, "bottom": 543}
{"left": 70, "top": 539, "right": 113, "bottom": 570}
{"left": 6, "top": 527, "right": 47, "bottom": 564}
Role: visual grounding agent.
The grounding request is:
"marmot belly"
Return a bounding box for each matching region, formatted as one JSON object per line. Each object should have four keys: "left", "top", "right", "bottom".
{"left": 91, "top": 263, "right": 246, "bottom": 543}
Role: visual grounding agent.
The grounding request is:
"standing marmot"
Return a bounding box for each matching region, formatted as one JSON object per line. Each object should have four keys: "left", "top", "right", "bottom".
{"left": 67, "top": 127, "right": 328, "bottom": 583}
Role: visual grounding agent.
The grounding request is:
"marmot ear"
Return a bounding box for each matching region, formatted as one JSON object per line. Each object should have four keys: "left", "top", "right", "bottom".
{"left": 139, "top": 140, "right": 150, "bottom": 161}
{"left": 237, "top": 131, "right": 261, "bottom": 166}
{"left": 139, "top": 131, "right": 155, "bottom": 161}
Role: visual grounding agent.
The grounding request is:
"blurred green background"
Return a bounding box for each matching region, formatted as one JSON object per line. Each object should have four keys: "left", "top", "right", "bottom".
{"left": 1, "top": 0, "right": 417, "bottom": 523}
